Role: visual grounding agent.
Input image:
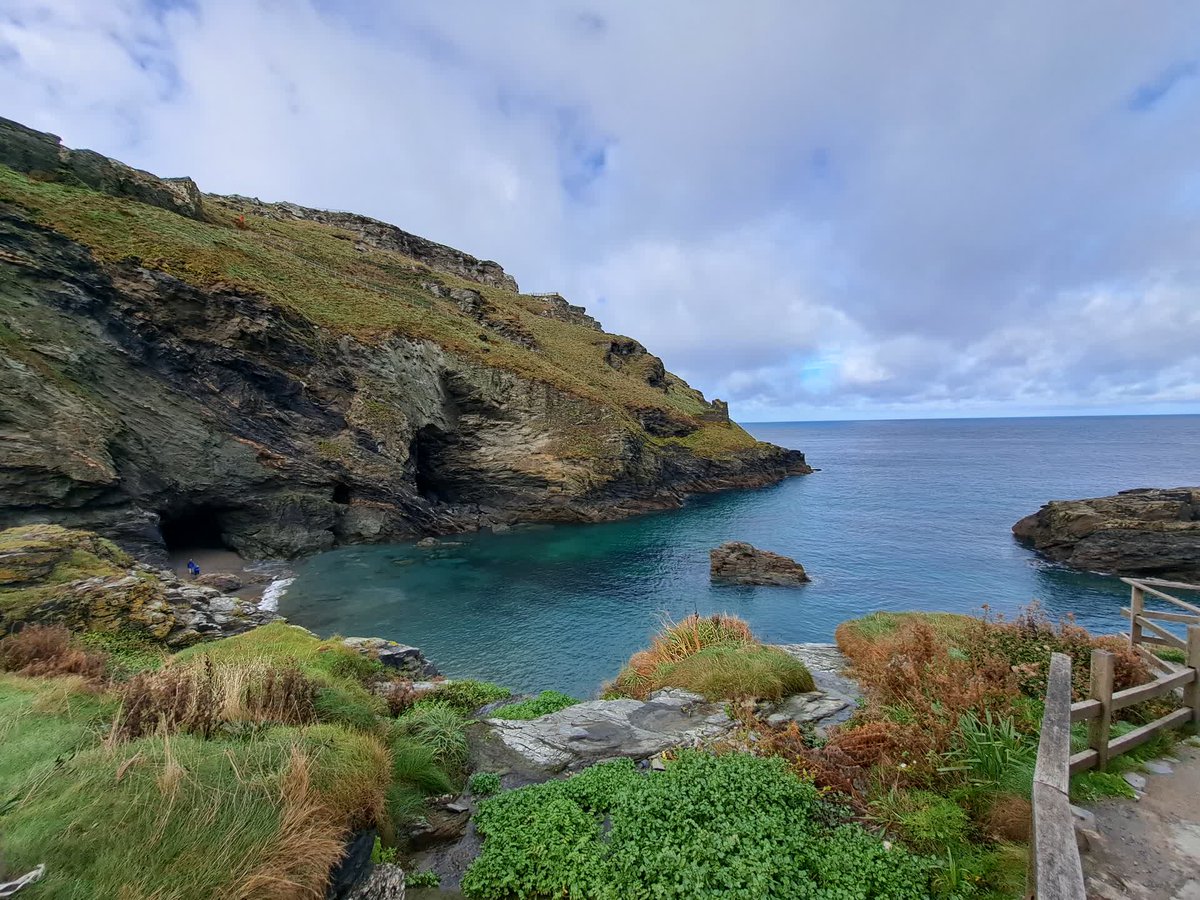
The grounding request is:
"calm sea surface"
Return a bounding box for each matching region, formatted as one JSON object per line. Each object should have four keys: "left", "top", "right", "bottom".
{"left": 279, "top": 415, "right": 1200, "bottom": 697}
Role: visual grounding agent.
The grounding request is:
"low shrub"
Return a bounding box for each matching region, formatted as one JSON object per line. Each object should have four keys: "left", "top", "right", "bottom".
{"left": 461, "top": 751, "right": 936, "bottom": 899}
{"left": 415, "top": 679, "right": 510, "bottom": 713}
{"left": 115, "top": 659, "right": 318, "bottom": 740}
{"left": 490, "top": 690, "right": 579, "bottom": 720}
{"left": 468, "top": 771, "right": 501, "bottom": 796}
{"left": 0, "top": 624, "right": 108, "bottom": 681}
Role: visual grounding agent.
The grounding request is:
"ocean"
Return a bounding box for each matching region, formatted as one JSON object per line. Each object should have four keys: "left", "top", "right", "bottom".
{"left": 278, "top": 414, "right": 1200, "bottom": 697}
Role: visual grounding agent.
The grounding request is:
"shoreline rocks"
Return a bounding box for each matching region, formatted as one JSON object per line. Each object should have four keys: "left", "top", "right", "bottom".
{"left": 710, "top": 541, "right": 810, "bottom": 586}
{"left": 0, "top": 524, "right": 277, "bottom": 645}
{"left": 1012, "top": 487, "right": 1200, "bottom": 581}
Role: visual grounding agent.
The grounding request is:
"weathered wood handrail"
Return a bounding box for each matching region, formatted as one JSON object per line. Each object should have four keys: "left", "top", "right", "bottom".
{"left": 1031, "top": 579, "right": 1200, "bottom": 895}
{"left": 1030, "top": 652, "right": 1086, "bottom": 898}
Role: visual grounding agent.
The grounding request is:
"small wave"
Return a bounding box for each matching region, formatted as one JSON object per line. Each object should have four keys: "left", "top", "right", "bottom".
{"left": 260, "top": 577, "right": 295, "bottom": 612}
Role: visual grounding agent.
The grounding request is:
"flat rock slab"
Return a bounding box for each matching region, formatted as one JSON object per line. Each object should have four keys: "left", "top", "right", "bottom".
{"left": 471, "top": 689, "right": 733, "bottom": 779}
{"left": 773, "top": 643, "right": 860, "bottom": 734}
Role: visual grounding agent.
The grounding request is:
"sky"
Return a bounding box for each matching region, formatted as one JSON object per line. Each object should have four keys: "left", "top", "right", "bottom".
{"left": 2, "top": 1, "right": 1200, "bottom": 422}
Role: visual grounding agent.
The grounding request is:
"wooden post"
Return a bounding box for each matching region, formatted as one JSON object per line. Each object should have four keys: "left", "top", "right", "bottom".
{"left": 1031, "top": 653, "right": 1086, "bottom": 899}
{"left": 1185, "top": 625, "right": 1200, "bottom": 725}
{"left": 1088, "top": 649, "right": 1114, "bottom": 771}
{"left": 1130, "top": 584, "right": 1144, "bottom": 647}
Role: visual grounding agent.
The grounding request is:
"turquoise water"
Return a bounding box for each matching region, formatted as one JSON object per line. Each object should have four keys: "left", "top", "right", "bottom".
{"left": 279, "top": 415, "right": 1200, "bottom": 697}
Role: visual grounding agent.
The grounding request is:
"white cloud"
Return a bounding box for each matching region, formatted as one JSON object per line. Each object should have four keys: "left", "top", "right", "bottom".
{"left": 2, "top": 0, "right": 1199, "bottom": 419}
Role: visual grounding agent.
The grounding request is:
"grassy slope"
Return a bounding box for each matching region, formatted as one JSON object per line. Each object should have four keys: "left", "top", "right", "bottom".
{"left": 0, "top": 166, "right": 757, "bottom": 458}
{"left": 0, "top": 623, "right": 475, "bottom": 898}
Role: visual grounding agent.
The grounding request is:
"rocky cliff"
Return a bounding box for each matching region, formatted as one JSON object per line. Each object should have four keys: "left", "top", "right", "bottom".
{"left": 1012, "top": 487, "right": 1200, "bottom": 580}
{"left": 0, "top": 116, "right": 810, "bottom": 560}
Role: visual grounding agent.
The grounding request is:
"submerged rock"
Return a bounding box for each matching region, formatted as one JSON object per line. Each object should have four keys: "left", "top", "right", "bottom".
{"left": 710, "top": 541, "right": 810, "bottom": 586}
{"left": 0, "top": 523, "right": 276, "bottom": 644}
{"left": 1012, "top": 487, "right": 1200, "bottom": 580}
{"left": 471, "top": 688, "right": 734, "bottom": 778}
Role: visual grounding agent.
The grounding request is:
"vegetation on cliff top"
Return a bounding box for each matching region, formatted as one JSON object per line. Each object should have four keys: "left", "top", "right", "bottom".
{"left": 0, "top": 164, "right": 756, "bottom": 458}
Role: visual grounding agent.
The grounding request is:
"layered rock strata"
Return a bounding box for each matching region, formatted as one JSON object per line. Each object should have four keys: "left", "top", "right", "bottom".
{"left": 1012, "top": 487, "right": 1200, "bottom": 581}
{"left": 0, "top": 116, "right": 812, "bottom": 560}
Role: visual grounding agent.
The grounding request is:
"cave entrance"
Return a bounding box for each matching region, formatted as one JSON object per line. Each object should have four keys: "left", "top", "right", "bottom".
{"left": 411, "top": 424, "right": 455, "bottom": 503}
{"left": 159, "top": 506, "right": 230, "bottom": 552}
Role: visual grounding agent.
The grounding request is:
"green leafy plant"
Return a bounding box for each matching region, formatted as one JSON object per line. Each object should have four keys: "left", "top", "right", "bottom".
{"left": 468, "top": 771, "right": 502, "bottom": 796}
{"left": 953, "top": 709, "right": 1037, "bottom": 795}
{"left": 489, "top": 691, "right": 579, "bottom": 720}
{"left": 370, "top": 836, "right": 397, "bottom": 864}
{"left": 461, "top": 751, "right": 936, "bottom": 898}
{"left": 870, "top": 789, "right": 971, "bottom": 855}
{"left": 407, "top": 869, "right": 441, "bottom": 887}
{"left": 415, "top": 680, "right": 511, "bottom": 713}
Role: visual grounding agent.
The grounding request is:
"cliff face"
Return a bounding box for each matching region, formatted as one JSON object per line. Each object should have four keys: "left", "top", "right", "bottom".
{"left": 0, "top": 117, "right": 810, "bottom": 560}
{"left": 1012, "top": 487, "right": 1200, "bottom": 581}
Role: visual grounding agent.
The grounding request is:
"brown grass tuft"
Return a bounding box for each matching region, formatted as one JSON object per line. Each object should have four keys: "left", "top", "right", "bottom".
{"left": 0, "top": 624, "right": 109, "bottom": 681}
{"left": 983, "top": 794, "right": 1032, "bottom": 843}
{"left": 228, "top": 746, "right": 345, "bottom": 900}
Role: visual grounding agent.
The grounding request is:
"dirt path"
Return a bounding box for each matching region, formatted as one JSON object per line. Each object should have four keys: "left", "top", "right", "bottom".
{"left": 1079, "top": 738, "right": 1200, "bottom": 899}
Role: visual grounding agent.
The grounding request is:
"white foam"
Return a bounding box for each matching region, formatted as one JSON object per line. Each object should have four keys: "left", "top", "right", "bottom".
{"left": 259, "top": 576, "right": 295, "bottom": 612}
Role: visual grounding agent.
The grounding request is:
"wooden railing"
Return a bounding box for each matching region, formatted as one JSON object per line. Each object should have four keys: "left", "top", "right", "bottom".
{"left": 1030, "top": 652, "right": 1086, "bottom": 899}
{"left": 1029, "top": 578, "right": 1200, "bottom": 897}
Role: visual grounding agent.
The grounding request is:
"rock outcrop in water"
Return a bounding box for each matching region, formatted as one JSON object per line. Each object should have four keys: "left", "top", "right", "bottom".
{"left": 0, "top": 524, "right": 275, "bottom": 644}
{"left": 709, "top": 541, "right": 810, "bottom": 585}
{"left": 1012, "top": 487, "right": 1200, "bottom": 581}
{"left": 0, "top": 115, "right": 811, "bottom": 561}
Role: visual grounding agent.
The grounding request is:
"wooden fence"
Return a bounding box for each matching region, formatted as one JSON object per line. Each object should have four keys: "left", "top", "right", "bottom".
{"left": 1029, "top": 578, "right": 1200, "bottom": 897}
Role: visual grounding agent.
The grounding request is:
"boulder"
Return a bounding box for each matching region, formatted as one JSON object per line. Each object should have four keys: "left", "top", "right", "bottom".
{"left": 194, "top": 572, "right": 244, "bottom": 592}
{"left": 710, "top": 541, "right": 810, "bottom": 586}
{"left": 472, "top": 688, "right": 733, "bottom": 778}
{"left": 762, "top": 691, "right": 851, "bottom": 732}
{"left": 1012, "top": 487, "right": 1200, "bottom": 580}
{"left": 347, "top": 865, "right": 405, "bottom": 900}
{"left": 343, "top": 636, "right": 439, "bottom": 678}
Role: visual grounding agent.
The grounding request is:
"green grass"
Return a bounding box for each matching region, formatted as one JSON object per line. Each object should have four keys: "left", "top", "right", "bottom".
{"left": 77, "top": 630, "right": 168, "bottom": 678}
{"left": 392, "top": 702, "right": 469, "bottom": 771}
{"left": 489, "top": 691, "right": 580, "bottom": 720}
{"left": 835, "top": 611, "right": 976, "bottom": 652}
{"left": 630, "top": 645, "right": 814, "bottom": 701}
{"left": 172, "top": 622, "right": 387, "bottom": 729}
{"left": 414, "top": 679, "right": 511, "bottom": 714}
{"left": 0, "top": 165, "right": 753, "bottom": 460}
{"left": 461, "top": 751, "right": 937, "bottom": 899}
{"left": 0, "top": 690, "right": 389, "bottom": 900}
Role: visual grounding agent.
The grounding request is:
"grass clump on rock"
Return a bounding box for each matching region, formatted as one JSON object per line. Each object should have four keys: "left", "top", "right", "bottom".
{"left": 609, "top": 613, "right": 813, "bottom": 701}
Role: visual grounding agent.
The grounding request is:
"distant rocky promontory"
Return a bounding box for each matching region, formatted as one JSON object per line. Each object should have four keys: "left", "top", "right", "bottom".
{"left": 1012, "top": 487, "right": 1200, "bottom": 581}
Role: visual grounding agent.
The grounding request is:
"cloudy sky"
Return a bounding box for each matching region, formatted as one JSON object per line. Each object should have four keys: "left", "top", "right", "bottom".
{"left": 3, "top": 1, "right": 1200, "bottom": 421}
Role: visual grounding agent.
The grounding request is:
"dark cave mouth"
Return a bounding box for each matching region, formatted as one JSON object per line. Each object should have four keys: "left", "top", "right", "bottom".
{"left": 159, "top": 506, "right": 231, "bottom": 552}
{"left": 411, "top": 425, "right": 458, "bottom": 503}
